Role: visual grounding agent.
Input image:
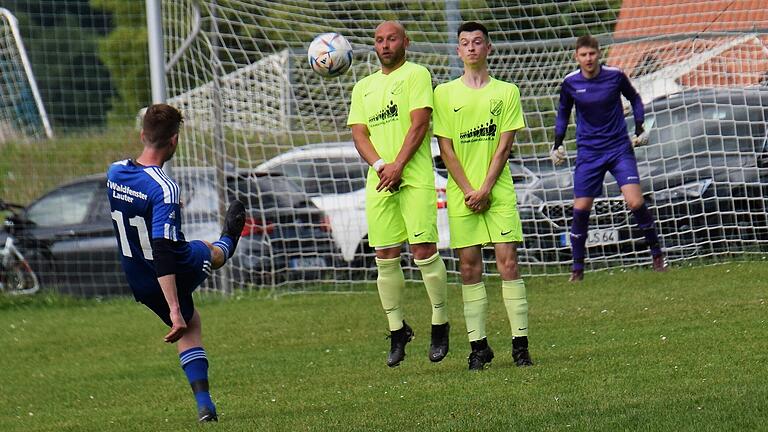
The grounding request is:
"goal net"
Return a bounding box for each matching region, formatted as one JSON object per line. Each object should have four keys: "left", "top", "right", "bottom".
{"left": 0, "top": 8, "right": 52, "bottom": 142}
{"left": 161, "top": 0, "right": 768, "bottom": 289}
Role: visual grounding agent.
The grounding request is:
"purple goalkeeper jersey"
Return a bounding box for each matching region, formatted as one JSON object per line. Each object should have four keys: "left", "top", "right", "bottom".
{"left": 555, "top": 65, "right": 644, "bottom": 154}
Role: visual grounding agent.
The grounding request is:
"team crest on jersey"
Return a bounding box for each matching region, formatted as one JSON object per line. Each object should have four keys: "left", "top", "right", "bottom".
{"left": 390, "top": 80, "right": 405, "bottom": 95}
{"left": 490, "top": 99, "right": 503, "bottom": 116}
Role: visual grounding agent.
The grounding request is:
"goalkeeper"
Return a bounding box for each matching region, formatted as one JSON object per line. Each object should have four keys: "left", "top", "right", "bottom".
{"left": 552, "top": 35, "right": 666, "bottom": 281}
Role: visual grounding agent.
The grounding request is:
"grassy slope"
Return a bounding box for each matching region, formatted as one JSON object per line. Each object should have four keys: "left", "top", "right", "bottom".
{"left": 1, "top": 261, "right": 766, "bottom": 432}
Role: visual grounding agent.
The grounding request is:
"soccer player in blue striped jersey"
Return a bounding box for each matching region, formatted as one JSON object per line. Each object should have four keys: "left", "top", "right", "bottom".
{"left": 553, "top": 35, "right": 667, "bottom": 281}
{"left": 107, "top": 104, "right": 245, "bottom": 422}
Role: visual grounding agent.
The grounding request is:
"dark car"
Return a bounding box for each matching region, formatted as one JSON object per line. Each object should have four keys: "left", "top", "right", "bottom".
{"left": 518, "top": 87, "right": 768, "bottom": 265}
{"left": 3, "top": 167, "right": 339, "bottom": 296}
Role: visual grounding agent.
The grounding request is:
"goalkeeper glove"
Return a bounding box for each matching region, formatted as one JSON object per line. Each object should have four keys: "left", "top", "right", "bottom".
{"left": 550, "top": 134, "right": 567, "bottom": 166}
{"left": 550, "top": 145, "right": 567, "bottom": 166}
{"left": 631, "top": 123, "right": 649, "bottom": 148}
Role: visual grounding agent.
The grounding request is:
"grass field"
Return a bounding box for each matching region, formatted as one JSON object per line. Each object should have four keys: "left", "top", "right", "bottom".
{"left": 2, "top": 261, "right": 767, "bottom": 431}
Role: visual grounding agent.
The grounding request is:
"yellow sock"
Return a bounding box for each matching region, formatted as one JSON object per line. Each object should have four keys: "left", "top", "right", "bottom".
{"left": 462, "top": 281, "right": 488, "bottom": 342}
{"left": 414, "top": 253, "right": 449, "bottom": 325}
{"left": 375, "top": 257, "right": 405, "bottom": 331}
{"left": 502, "top": 279, "right": 528, "bottom": 337}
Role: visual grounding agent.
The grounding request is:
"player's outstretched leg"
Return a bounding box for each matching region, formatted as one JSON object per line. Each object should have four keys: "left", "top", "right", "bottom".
{"left": 211, "top": 200, "right": 246, "bottom": 267}
{"left": 387, "top": 321, "right": 414, "bottom": 367}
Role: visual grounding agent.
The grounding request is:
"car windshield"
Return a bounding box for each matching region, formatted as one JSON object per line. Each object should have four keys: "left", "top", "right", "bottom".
{"left": 270, "top": 156, "right": 368, "bottom": 195}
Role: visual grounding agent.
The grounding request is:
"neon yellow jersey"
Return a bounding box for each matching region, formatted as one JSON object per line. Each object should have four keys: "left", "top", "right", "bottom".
{"left": 433, "top": 77, "right": 525, "bottom": 217}
{"left": 347, "top": 61, "right": 434, "bottom": 190}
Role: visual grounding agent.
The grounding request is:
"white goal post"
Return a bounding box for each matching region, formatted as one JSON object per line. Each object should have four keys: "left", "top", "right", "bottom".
{"left": 0, "top": 8, "right": 53, "bottom": 142}
{"left": 156, "top": 1, "right": 768, "bottom": 289}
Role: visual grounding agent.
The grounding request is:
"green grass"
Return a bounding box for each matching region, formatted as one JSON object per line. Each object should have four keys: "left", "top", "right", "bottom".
{"left": 1, "top": 261, "right": 767, "bottom": 431}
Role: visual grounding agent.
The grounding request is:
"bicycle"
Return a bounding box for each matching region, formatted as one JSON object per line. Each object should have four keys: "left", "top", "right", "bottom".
{"left": 0, "top": 200, "right": 40, "bottom": 295}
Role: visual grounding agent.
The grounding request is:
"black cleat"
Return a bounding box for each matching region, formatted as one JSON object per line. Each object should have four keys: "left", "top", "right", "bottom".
{"left": 429, "top": 322, "right": 450, "bottom": 362}
{"left": 652, "top": 254, "right": 668, "bottom": 272}
{"left": 386, "top": 321, "right": 414, "bottom": 367}
{"left": 222, "top": 200, "right": 246, "bottom": 239}
{"left": 512, "top": 336, "right": 533, "bottom": 367}
{"left": 468, "top": 338, "right": 494, "bottom": 371}
{"left": 569, "top": 268, "right": 584, "bottom": 282}
{"left": 221, "top": 200, "right": 246, "bottom": 257}
{"left": 198, "top": 406, "right": 218, "bottom": 423}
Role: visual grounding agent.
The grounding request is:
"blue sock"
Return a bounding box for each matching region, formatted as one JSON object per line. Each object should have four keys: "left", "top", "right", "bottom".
{"left": 570, "top": 208, "right": 590, "bottom": 271}
{"left": 631, "top": 203, "right": 662, "bottom": 257}
{"left": 179, "top": 347, "right": 216, "bottom": 413}
{"left": 212, "top": 235, "right": 236, "bottom": 260}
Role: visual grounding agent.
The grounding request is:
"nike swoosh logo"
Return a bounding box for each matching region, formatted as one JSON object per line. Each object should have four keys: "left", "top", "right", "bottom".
{"left": 364, "top": 91, "right": 375, "bottom": 97}
{"left": 467, "top": 330, "right": 476, "bottom": 335}
{"left": 501, "top": 229, "right": 513, "bottom": 235}
{"left": 414, "top": 231, "right": 425, "bottom": 237}
{"left": 453, "top": 106, "right": 464, "bottom": 112}
{"left": 518, "top": 327, "right": 527, "bottom": 331}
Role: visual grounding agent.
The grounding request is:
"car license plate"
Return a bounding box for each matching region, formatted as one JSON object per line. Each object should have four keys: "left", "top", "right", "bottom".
{"left": 561, "top": 228, "right": 619, "bottom": 247}
{"left": 289, "top": 257, "right": 327, "bottom": 269}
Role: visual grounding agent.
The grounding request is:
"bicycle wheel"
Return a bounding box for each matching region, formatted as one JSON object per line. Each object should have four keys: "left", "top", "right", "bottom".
{"left": 2, "top": 256, "right": 40, "bottom": 295}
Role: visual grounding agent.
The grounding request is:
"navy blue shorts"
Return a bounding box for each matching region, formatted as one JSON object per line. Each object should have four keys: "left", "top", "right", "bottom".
{"left": 136, "top": 240, "right": 212, "bottom": 327}
{"left": 574, "top": 147, "right": 640, "bottom": 198}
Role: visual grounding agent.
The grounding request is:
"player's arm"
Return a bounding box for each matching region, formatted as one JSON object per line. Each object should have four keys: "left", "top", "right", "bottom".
{"left": 153, "top": 238, "right": 186, "bottom": 343}
{"left": 551, "top": 83, "right": 573, "bottom": 165}
{"left": 619, "top": 72, "right": 646, "bottom": 139}
{"left": 351, "top": 123, "right": 386, "bottom": 172}
{"left": 377, "top": 107, "right": 431, "bottom": 192}
{"left": 148, "top": 189, "right": 187, "bottom": 343}
{"left": 437, "top": 135, "right": 473, "bottom": 195}
{"left": 348, "top": 81, "right": 388, "bottom": 179}
{"left": 467, "top": 130, "right": 516, "bottom": 211}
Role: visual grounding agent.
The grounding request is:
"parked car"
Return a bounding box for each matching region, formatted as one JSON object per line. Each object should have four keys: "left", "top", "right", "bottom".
{"left": 255, "top": 141, "right": 449, "bottom": 265}
{"left": 519, "top": 87, "right": 768, "bottom": 263}
{"left": 256, "top": 140, "right": 542, "bottom": 265}
{"left": 2, "top": 167, "right": 339, "bottom": 296}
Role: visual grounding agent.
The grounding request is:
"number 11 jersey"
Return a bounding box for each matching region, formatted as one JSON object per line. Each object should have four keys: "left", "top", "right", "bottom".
{"left": 106, "top": 159, "right": 184, "bottom": 297}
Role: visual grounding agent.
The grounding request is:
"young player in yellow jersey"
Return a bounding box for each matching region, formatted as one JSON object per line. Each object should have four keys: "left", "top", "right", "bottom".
{"left": 347, "top": 21, "right": 450, "bottom": 368}
{"left": 433, "top": 21, "right": 533, "bottom": 370}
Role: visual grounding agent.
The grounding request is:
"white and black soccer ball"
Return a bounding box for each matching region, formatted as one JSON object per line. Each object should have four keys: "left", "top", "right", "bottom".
{"left": 307, "top": 32, "right": 353, "bottom": 78}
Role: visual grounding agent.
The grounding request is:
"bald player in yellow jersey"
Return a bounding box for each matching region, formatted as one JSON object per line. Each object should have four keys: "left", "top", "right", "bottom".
{"left": 433, "top": 21, "right": 533, "bottom": 370}
{"left": 347, "top": 21, "right": 450, "bottom": 368}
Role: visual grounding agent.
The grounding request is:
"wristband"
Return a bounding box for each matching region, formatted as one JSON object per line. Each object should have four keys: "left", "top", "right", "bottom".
{"left": 372, "top": 159, "right": 385, "bottom": 172}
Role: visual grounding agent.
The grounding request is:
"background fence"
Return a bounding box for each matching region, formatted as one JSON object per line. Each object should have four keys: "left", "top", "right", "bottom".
{"left": 1, "top": 0, "right": 767, "bottom": 297}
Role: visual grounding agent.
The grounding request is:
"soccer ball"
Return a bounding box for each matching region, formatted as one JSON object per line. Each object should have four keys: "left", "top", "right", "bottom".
{"left": 308, "top": 32, "right": 353, "bottom": 78}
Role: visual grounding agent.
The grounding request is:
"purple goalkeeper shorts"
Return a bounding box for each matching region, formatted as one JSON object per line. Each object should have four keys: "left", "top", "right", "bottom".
{"left": 573, "top": 147, "right": 640, "bottom": 198}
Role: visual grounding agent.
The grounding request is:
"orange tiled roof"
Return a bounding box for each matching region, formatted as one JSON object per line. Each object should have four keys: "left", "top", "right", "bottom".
{"left": 608, "top": 1, "right": 768, "bottom": 88}
{"left": 614, "top": 0, "right": 768, "bottom": 39}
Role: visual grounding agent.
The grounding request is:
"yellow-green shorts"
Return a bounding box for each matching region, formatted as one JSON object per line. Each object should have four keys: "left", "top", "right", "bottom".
{"left": 449, "top": 206, "right": 523, "bottom": 249}
{"left": 366, "top": 185, "right": 438, "bottom": 247}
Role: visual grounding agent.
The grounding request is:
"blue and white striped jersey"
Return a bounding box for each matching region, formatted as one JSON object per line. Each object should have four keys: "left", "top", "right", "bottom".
{"left": 107, "top": 159, "right": 185, "bottom": 295}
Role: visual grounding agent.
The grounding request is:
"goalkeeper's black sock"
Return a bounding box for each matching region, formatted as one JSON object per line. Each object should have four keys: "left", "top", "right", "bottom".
{"left": 570, "top": 208, "right": 590, "bottom": 271}
{"left": 631, "top": 203, "right": 662, "bottom": 256}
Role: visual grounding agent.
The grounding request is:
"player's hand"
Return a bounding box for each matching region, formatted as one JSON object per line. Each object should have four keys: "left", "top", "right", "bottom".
{"left": 164, "top": 309, "right": 187, "bottom": 343}
{"left": 550, "top": 145, "right": 567, "bottom": 166}
{"left": 376, "top": 161, "right": 404, "bottom": 192}
{"left": 465, "top": 189, "right": 490, "bottom": 213}
{"left": 631, "top": 124, "right": 649, "bottom": 148}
